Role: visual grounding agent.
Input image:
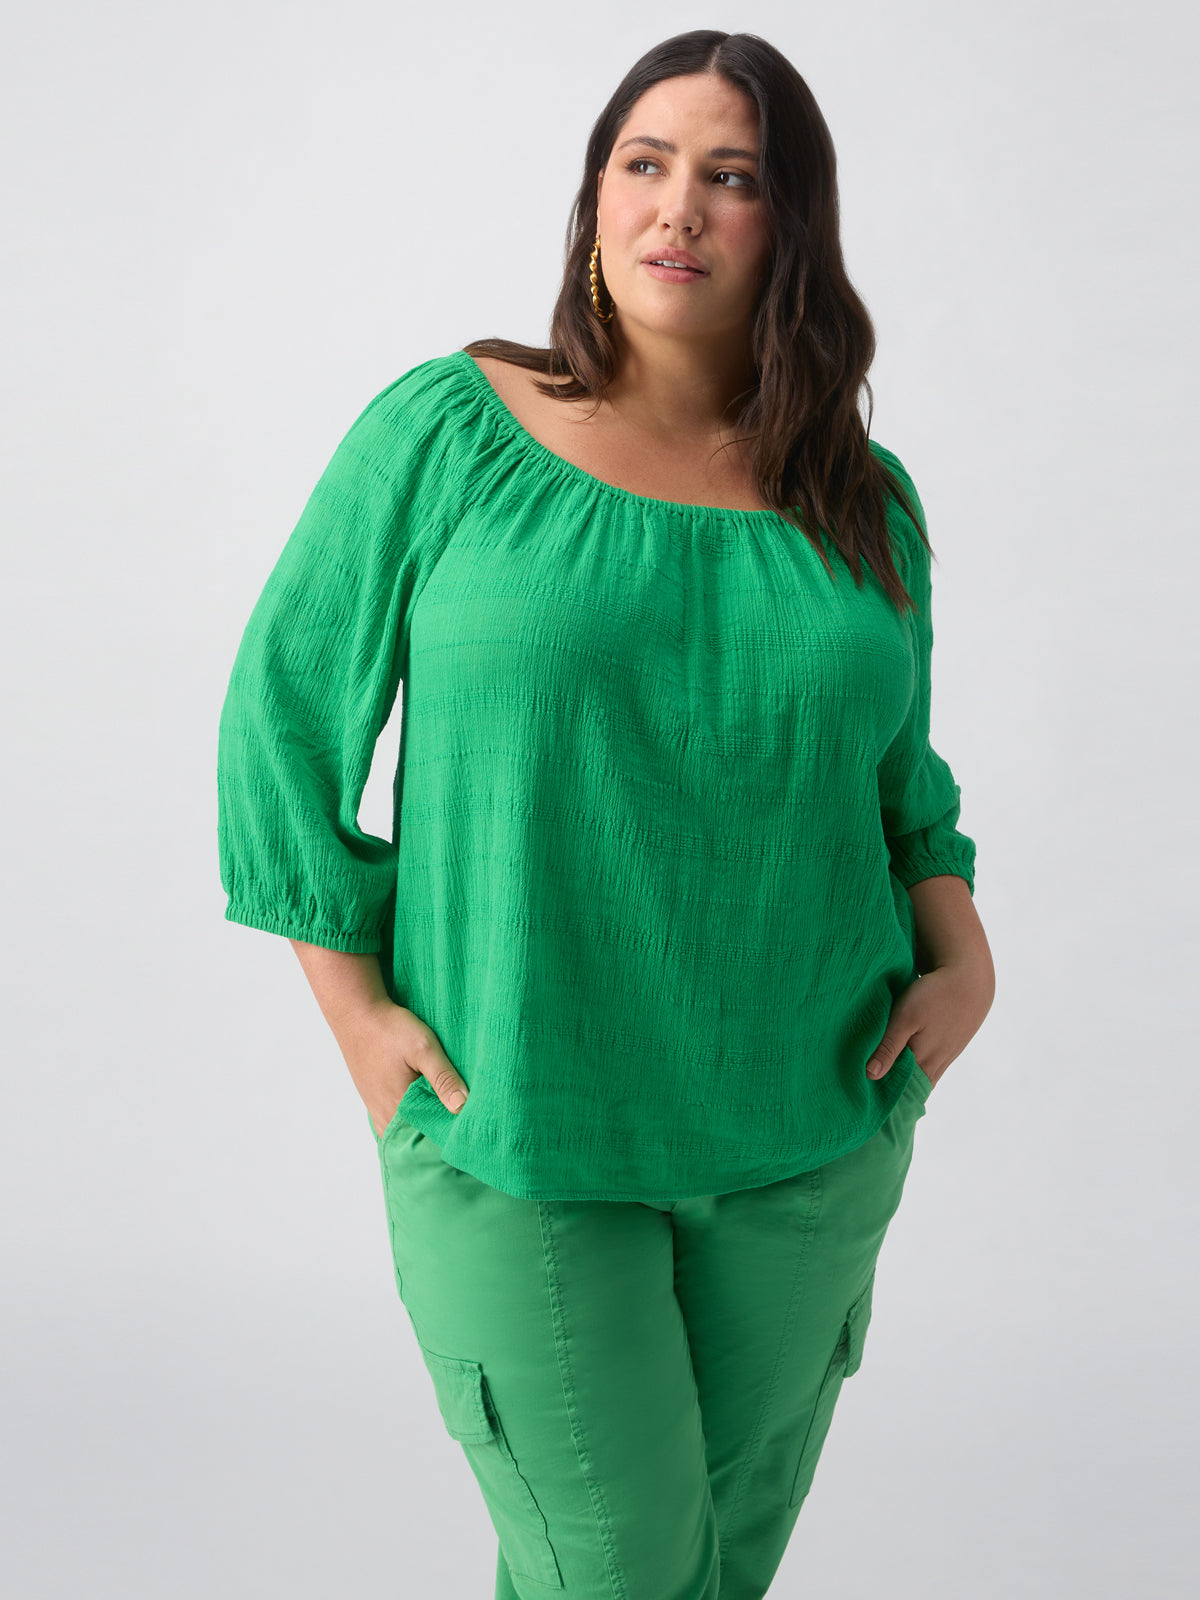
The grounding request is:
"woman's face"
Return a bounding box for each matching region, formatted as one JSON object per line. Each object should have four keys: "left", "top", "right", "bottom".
{"left": 596, "top": 73, "right": 772, "bottom": 343}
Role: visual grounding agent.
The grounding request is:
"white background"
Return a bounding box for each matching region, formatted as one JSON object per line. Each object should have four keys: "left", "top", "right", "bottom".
{"left": 3, "top": 1, "right": 1195, "bottom": 1595}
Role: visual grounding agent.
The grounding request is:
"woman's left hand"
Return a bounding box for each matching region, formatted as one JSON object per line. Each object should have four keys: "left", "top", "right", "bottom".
{"left": 865, "top": 956, "right": 995, "bottom": 1090}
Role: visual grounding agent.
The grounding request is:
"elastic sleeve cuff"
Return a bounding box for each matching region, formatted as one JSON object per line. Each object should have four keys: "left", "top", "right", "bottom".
{"left": 888, "top": 840, "right": 976, "bottom": 898}
{"left": 223, "top": 900, "right": 386, "bottom": 954}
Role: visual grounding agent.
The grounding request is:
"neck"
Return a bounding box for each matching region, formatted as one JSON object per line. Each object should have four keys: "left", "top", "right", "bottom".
{"left": 604, "top": 325, "right": 758, "bottom": 441}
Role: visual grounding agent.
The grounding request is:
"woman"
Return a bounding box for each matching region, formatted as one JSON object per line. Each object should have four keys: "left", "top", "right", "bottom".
{"left": 217, "top": 28, "right": 994, "bottom": 1600}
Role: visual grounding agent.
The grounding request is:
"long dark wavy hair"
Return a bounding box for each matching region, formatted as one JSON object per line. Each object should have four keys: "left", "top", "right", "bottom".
{"left": 463, "top": 28, "right": 929, "bottom": 614}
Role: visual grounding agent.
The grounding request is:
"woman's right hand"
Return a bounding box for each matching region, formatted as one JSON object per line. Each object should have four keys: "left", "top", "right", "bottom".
{"left": 345, "top": 999, "right": 471, "bottom": 1138}
{"left": 286, "top": 943, "right": 470, "bottom": 1137}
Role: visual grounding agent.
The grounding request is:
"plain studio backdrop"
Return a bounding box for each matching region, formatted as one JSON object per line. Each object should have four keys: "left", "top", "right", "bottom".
{"left": 2, "top": 2, "right": 1194, "bottom": 1596}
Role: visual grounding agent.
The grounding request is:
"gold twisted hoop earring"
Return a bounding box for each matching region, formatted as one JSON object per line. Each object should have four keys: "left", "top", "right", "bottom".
{"left": 589, "top": 235, "right": 614, "bottom": 322}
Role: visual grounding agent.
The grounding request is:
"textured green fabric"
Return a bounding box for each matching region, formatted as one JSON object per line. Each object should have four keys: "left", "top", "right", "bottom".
{"left": 217, "top": 348, "right": 976, "bottom": 1201}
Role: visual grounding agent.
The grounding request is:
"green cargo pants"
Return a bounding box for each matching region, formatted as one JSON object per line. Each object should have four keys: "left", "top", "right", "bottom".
{"left": 371, "top": 1059, "right": 934, "bottom": 1599}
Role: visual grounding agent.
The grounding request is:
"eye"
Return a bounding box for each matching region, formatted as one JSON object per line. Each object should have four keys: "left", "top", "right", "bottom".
{"left": 623, "top": 157, "right": 756, "bottom": 191}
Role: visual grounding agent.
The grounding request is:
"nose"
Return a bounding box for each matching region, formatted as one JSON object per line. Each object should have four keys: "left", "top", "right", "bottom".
{"left": 658, "top": 175, "right": 704, "bottom": 236}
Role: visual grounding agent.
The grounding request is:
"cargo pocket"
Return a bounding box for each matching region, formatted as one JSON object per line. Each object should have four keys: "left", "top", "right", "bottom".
{"left": 788, "top": 1273, "right": 875, "bottom": 1509}
{"left": 416, "top": 1338, "right": 564, "bottom": 1589}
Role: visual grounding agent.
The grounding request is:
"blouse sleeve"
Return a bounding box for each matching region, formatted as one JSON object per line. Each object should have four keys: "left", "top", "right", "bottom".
{"left": 874, "top": 448, "right": 978, "bottom": 897}
{"left": 216, "top": 364, "right": 456, "bottom": 952}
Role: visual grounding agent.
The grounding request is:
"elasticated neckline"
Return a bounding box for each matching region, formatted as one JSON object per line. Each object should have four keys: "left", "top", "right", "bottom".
{"left": 452, "top": 347, "right": 793, "bottom": 527}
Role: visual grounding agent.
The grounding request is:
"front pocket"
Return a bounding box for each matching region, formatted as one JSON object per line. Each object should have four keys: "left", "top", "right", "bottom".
{"left": 908, "top": 1055, "right": 934, "bottom": 1099}
{"left": 788, "top": 1274, "right": 875, "bottom": 1509}
{"left": 371, "top": 1096, "right": 409, "bottom": 1147}
{"left": 371, "top": 1076, "right": 424, "bottom": 1148}
{"left": 416, "top": 1339, "right": 564, "bottom": 1589}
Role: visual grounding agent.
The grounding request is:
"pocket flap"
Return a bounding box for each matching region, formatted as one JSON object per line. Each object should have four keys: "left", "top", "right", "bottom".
{"left": 418, "top": 1344, "right": 495, "bottom": 1444}
{"left": 844, "top": 1274, "right": 875, "bottom": 1377}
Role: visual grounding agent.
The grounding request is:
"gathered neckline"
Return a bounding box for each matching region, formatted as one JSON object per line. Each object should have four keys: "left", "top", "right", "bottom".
{"left": 452, "top": 349, "right": 795, "bottom": 526}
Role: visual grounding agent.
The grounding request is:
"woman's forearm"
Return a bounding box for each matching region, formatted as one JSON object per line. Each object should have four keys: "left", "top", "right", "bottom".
{"left": 908, "top": 875, "right": 995, "bottom": 994}
{"left": 289, "top": 941, "right": 393, "bottom": 1049}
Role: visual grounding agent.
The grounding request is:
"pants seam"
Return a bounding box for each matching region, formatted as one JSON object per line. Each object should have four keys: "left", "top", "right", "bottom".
{"left": 377, "top": 1144, "right": 404, "bottom": 1300}
{"left": 718, "top": 1165, "right": 823, "bottom": 1555}
{"left": 538, "top": 1201, "right": 628, "bottom": 1600}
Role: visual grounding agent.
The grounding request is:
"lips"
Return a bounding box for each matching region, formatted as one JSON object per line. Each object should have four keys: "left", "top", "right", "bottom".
{"left": 641, "top": 248, "right": 708, "bottom": 274}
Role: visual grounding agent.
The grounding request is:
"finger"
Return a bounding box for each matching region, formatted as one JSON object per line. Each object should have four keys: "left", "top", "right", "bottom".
{"left": 865, "top": 1032, "right": 909, "bottom": 1079}
{"left": 412, "top": 1035, "right": 470, "bottom": 1113}
{"left": 432, "top": 1068, "right": 470, "bottom": 1113}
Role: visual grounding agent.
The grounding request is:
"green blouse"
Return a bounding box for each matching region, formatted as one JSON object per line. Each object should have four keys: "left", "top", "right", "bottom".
{"left": 217, "top": 349, "right": 977, "bottom": 1202}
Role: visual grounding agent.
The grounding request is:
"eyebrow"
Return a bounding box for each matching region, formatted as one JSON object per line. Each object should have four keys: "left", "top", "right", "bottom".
{"left": 616, "top": 134, "right": 759, "bottom": 162}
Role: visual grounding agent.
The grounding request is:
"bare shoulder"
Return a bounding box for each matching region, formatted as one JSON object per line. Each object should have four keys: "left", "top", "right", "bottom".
{"left": 466, "top": 351, "right": 589, "bottom": 430}
{"left": 467, "top": 351, "right": 524, "bottom": 405}
{"left": 469, "top": 351, "right": 570, "bottom": 395}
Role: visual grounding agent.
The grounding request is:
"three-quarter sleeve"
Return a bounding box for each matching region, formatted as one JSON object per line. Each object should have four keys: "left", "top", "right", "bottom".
{"left": 216, "top": 366, "right": 454, "bottom": 952}
{"left": 874, "top": 449, "right": 977, "bottom": 897}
